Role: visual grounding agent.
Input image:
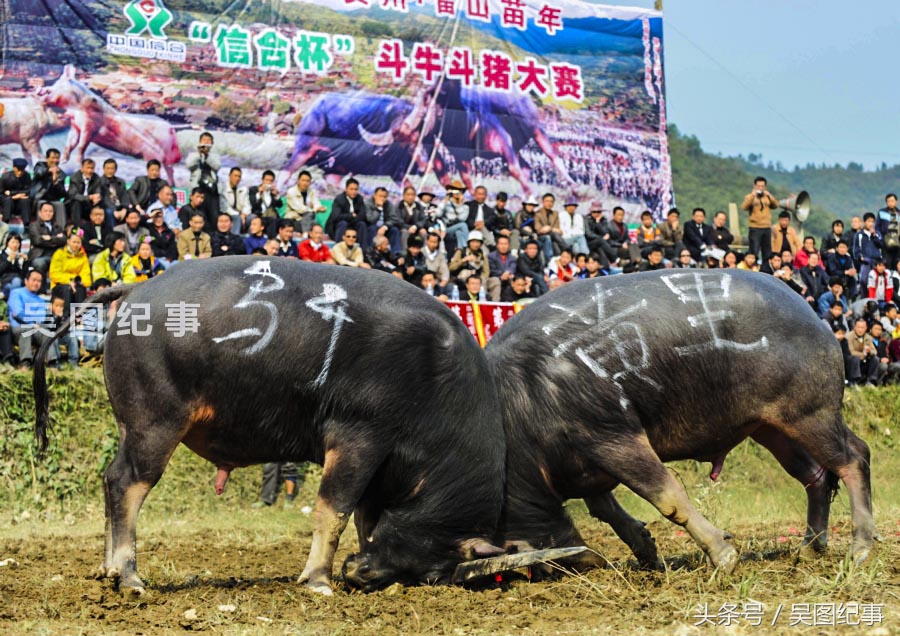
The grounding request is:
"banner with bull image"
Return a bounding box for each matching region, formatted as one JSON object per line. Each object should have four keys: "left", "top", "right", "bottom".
{"left": 0, "top": 0, "right": 671, "bottom": 219}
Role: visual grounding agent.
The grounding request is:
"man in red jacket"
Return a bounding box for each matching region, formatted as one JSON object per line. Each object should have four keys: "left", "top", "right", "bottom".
{"left": 298, "top": 223, "right": 334, "bottom": 264}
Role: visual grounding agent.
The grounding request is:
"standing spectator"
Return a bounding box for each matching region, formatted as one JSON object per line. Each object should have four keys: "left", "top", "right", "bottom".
{"left": 659, "top": 208, "right": 685, "bottom": 261}
{"left": 854, "top": 212, "right": 884, "bottom": 290}
{"left": 243, "top": 217, "right": 269, "bottom": 255}
{"left": 219, "top": 167, "right": 252, "bottom": 234}
{"left": 816, "top": 278, "right": 850, "bottom": 318}
{"left": 366, "top": 186, "right": 402, "bottom": 252}
{"left": 114, "top": 209, "right": 150, "bottom": 257}
{"left": 177, "top": 213, "right": 212, "bottom": 261}
{"left": 535, "top": 193, "right": 565, "bottom": 260}
{"left": 771, "top": 211, "right": 801, "bottom": 257}
{"left": 465, "top": 185, "right": 496, "bottom": 249}
{"left": 402, "top": 235, "right": 427, "bottom": 286}
{"left": 442, "top": 181, "right": 470, "bottom": 254}
{"left": 248, "top": 170, "right": 283, "bottom": 234}
{"left": 129, "top": 239, "right": 165, "bottom": 281}
{"left": 514, "top": 196, "right": 540, "bottom": 248}
{"left": 99, "top": 158, "right": 133, "bottom": 230}
{"left": 9, "top": 269, "right": 55, "bottom": 369}
{"left": 27, "top": 202, "right": 66, "bottom": 275}
{"left": 516, "top": 239, "right": 548, "bottom": 297}
{"left": 741, "top": 176, "right": 779, "bottom": 260}
{"left": 867, "top": 259, "right": 894, "bottom": 306}
{"left": 711, "top": 211, "right": 734, "bottom": 251}
{"left": 876, "top": 194, "right": 900, "bottom": 269}
{"left": 48, "top": 229, "right": 90, "bottom": 306}
{"left": 0, "top": 234, "right": 26, "bottom": 299}
{"left": 826, "top": 240, "right": 858, "bottom": 299}
{"left": 127, "top": 159, "right": 168, "bottom": 216}
{"left": 331, "top": 227, "right": 369, "bottom": 268}
{"left": 147, "top": 208, "right": 178, "bottom": 267}
{"left": 273, "top": 220, "right": 298, "bottom": 258}
{"left": 559, "top": 197, "right": 589, "bottom": 256}
{"left": 422, "top": 232, "right": 449, "bottom": 285}
{"left": 683, "top": 208, "right": 714, "bottom": 262}
{"left": 252, "top": 463, "right": 301, "bottom": 510}
{"left": 800, "top": 252, "right": 828, "bottom": 311}
{"left": 488, "top": 235, "right": 517, "bottom": 301}
{"left": 821, "top": 219, "right": 845, "bottom": 255}
{"left": 91, "top": 232, "right": 135, "bottom": 285}
{"left": 636, "top": 210, "right": 662, "bottom": 258}
{"left": 298, "top": 223, "right": 333, "bottom": 263}
{"left": 30, "top": 149, "right": 67, "bottom": 228}
{"left": 65, "top": 158, "right": 102, "bottom": 227}
{"left": 449, "top": 230, "right": 489, "bottom": 289}
{"left": 793, "top": 236, "right": 820, "bottom": 269}
{"left": 186, "top": 131, "right": 221, "bottom": 226}
{"left": 285, "top": 170, "right": 325, "bottom": 234}
{"left": 145, "top": 185, "right": 181, "bottom": 234}
{"left": 327, "top": 178, "right": 368, "bottom": 245}
{"left": 491, "top": 192, "right": 516, "bottom": 249}
{"left": 210, "top": 213, "right": 247, "bottom": 257}
{"left": 1, "top": 158, "right": 32, "bottom": 223}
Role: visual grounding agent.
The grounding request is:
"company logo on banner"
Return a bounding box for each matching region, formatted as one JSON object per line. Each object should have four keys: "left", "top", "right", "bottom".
{"left": 107, "top": 0, "right": 185, "bottom": 62}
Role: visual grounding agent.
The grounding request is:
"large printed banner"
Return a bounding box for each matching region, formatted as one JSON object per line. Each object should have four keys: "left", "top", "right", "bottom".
{"left": 0, "top": 0, "right": 671, "bottom": 218}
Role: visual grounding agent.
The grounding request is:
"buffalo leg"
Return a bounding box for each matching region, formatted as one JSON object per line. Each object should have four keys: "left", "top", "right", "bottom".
{"left": 599, "top": 434, "right": 738, "bottom": 572}
{"left": 299, "top": 441, "right": 384, "bottom": 595}
{"left": 751, "top": 425, "right": 832, "bottom": 552}
{"left": 585, "top": 492, "right": 661, "bottom": 569}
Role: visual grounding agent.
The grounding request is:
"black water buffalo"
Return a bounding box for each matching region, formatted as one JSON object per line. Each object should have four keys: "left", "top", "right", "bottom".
{"left": 487, "top": 269, "right": 874, "bottom": 572}
{"left": 34, "top": 258, "right": 505, "bottom": 594}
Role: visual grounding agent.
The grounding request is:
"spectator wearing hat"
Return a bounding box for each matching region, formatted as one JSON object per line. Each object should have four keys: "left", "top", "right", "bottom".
{"left": 298, "top": 223, "right": 333, "bottom": 264}
{"left": 49, "top": 228, "right": 91, "bottom": 307}
{"left": 491, "top": 192, "right": 517, "bottom": 249}
{"left": 516, "top": 239, "right": 548, "bottom": 297}
{"left": 0, "top": 233, "right": 26, "bottom": 300}
{"left": 80, "top": 205, "right": 111, "bottom": 263}
{"left": 825, "top": 239, "right": 857, "bottom": 298}
{"left": 66, "top": 158, "right": 103, "bottom": 227}
{"left": 559, "top": 197, "right": 589, "bottom": 256}
{"left": 146, "top": 184, "right": 181, "bottom": 233}
{"left": 177, "top": 213, "right": 213, "bottom": 261}
{"left": 366, "top": 186, "right": 403, "bottom": 252}
{"left": 514, "top": 196, "right": 540, "bottom": 246}
{"left": 584, "top": 201, "right": 615, "bottom": 268}
{"left": 867, "top": 259, "right": 893, "bottom": 307}
{"left": 854, "top": 212, "right": 884, "bottom": 291}
{"left": 114, "top": 208, "right": 151, "bottom": 257}
{"left": 211, "top": 213, "right": 248, "bottom": 258}
{"left": 327, "top": 178, "right": 368, "bottom": 246}
{"left": 535, "top": 193, "right": 566, "bottom": 260}
{"left": 1, "top": 158, "right": 33, "bottom": 223}
{"left": 488, "top": 235, "right": 517, "bottom": 301}
{"left": 416, "top": 187, "right": 444, "bottom": 237}
{"left": 147, "top": 206, "right": 178, "bottom": 267}
{"left": 684, "top": 208, "right": 715, "bottom": 263}
{"left": 636, "top": 210, "right": 662, "bottom": 258}
{"left": 659, "top": 208, "right": 684, "bottom": 261}
{"left": 443, "top": 181, "right": 470, "bottom": 255}
{"left": 449, "top": 230, "right": 489, "bottom": 291}
{"left": 331, "top": 226, "right": 369, "bottom": 268}
{"left": 423, "top": 232, "right": 450, "bottom": 285}
{"left": 30, "top": 149, "right": 67, "bottom": 229}
{"left": 92, "top": 231, "right": 135, "bottom": 285}
{"left": 403, "top": 234, "right": 428, "bottom": 287}
{"left": 465, "top": 185, "right": 496, "bottom": 249}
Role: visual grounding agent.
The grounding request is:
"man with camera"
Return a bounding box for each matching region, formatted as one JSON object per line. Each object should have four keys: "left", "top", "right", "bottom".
{"left": 742, "top": 176, "right": 780, "bottom": 261}
{"left": 186, "top": 131, "right": 221, "bottom": 228}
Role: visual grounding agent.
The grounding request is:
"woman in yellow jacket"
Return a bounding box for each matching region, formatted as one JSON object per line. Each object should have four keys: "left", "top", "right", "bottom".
{"left": 128, "top": 239, "right": 165, "bottom": 282}
{"left": 92, "top": 232, "right": 136, "bottom": 285}
{"left": 48, "top": 229, "right": 91, "bottom": 303}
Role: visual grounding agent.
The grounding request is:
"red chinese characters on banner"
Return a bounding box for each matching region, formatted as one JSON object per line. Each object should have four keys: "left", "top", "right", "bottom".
{"left": 478, "top": 302, "right": 516, "bottom": 342}
{"left": 446, "top": 46, "right": 477, "bottom": 86}
{"left": 516, "top": 56, "right": 549, "bottom": 97}
{"left": 446, "top": 301, "right": 480, "bottom": 341}
{"left": 550, "top": 62, "right": 584, "bottom": 102}
{"left": 435, "top": 0, "right": 456, "bottom": 17}
{"left": 411, "top": 42, "right": 443, "bottom": 82}
{"left": 481, "top": 50, "right": 513, "bottom": 92}
{"left": 500, "top": 0, "right": 526, "bottom": 30}
{"left": 464, "top": 0, "right": 490, "bottom": 22}
{"left": 536, "top": 4, "right": 563, "bottom": 35}
{"left": 381, "top": 0, "right": 407, "bottom": 12}
{"left": 374, "top": 39, "right": 408, "bottom": 82}
{"left": 345, "top": 0, "right": 369, "bottom": 5}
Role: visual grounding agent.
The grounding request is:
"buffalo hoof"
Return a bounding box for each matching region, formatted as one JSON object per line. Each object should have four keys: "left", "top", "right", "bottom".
{"left": 94, "top": 565, "right": 111, "bottom": 580}
{"left": 710, "top": 545, "right": 739, "bottom": 574}
{"left": 118, "top": 574, "right": 146, "bottom": 596}
{"left": 305, "top": 581, "right": 334, "bottom": 596}
{"left": 851, "top": 546, "right": 871, "bottom": 565}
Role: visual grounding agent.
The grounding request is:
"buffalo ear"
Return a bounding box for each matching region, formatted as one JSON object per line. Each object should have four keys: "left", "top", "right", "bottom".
{"left": 458, "top": 538, "right": 506, "bottom": 560}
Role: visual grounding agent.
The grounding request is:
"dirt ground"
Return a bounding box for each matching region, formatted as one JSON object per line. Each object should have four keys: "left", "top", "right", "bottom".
{"left": 1, "top": 508, "right": 898, "bottom": 636}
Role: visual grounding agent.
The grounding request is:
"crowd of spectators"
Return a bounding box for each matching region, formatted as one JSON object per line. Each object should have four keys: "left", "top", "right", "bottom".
{"left": 0, "top": 140, "right": 897, "bottom": 386}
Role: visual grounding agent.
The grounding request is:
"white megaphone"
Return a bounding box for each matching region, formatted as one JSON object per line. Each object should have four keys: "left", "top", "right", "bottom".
{"left": 780, "top": 191, "right": 811, "bottom": 223}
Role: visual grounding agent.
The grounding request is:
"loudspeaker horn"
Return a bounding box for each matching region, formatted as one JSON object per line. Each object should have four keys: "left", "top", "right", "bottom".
{"left": 780, "top": 191, "right": 811, "bottom": 223}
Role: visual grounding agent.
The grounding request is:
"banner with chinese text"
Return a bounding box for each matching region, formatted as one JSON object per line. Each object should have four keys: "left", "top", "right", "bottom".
{"left": 444, "top": 299, "right": 521, "bottom": 346}
{"left": 0, "top": 0, "right": 671, "bottom": 219}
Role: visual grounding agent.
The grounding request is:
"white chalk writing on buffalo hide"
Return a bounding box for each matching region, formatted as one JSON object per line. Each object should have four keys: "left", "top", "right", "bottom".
{"left": 212, "top": 260, "right": 284, "bottom": 355}
{"left": 660, "top": 272, "right": 769, "bottom": 355}
{"left": 306, "top": 283, "right": 354, "bottom": 387}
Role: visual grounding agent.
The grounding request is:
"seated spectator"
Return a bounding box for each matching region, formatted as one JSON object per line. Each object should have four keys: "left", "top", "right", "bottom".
{"left": 9, "top": 269, "right": 54, "bottom": 369}
{"left": 264, "top": 239, "right": 280, "bottom": 257}
{"left": 462, "top": 274, "right": 486, "bottom": 302}
{"left": 719, "top": 251, "right": 738, "bottom": 269}
{"left": 298, "top": 224, "right": 333, "bottom": 264}
{"left": 547, "top": 248, "right": 579, "bottom": 287}
{"left": 834, "top": 323, "right": 861, "bottom": 386}
{"left": 860, "top": 299, "right": 881, "bottom": 329}
{"left": 128, "top": 159, "right": 169, "bottom": 216}
{"left": 501, "top": 275, "right": 534, "bottom": 302}
{"left": 244, "top": 217, "right": 269, "bottom": 255}
{"left": 825, "top": 239, "right": 858, "bottom": 298}
{"left": 92, "top": 232, "right": 135, "bottom": 285}
{"left": 80, "top": 206, "right": 110, "bottom": 262}
{"left": 422, "top": 231, "right": 449, "bottom": 286}
{"left": 397, "top": 185, "right": 425, "bottom": 250}
{"left": 48, "top": 294, "right": 80, "bottom": 369}
{"left": 488, "top": 235, "right": 517, "bottom": 301}
{"left": 147, "top": 207, "right": 178, "bottom": 267}
{"left": 49, "top": 229, "right": 90, "bottom": 306}
{"left": 516, "top": 239, "right": 548, "bottom": 297}
{"left": 578, "top": 253, "right": 608, "bottom": 279}
{"left": 775, "top": 262, "right": 804, "bottom": 295}
{"left": 442, "top": 181, "right": 470, "bottom": 255}
{"left": 888, "top": 323, "right": 900, "bottom": 373}
{"left": 515, "top": 196, "right": 540, "bottom": 251}
{"left": 65, "top": 158, "right": 102, "bottom": 227}
{"left": 869, "top": 322, "right": 896, "bottom": 384}
{"left": 636, "top": 210, "right": 662, "bottom": 258}
{"left": 0, "top": 233, "right": 26, "bottom": 299}
{"left": 219, "top": 167, "right": 252, "bottom": 234}
{"left": 737, "top": 252, "right": 759, "bottom": 271}
{"left": 27, "top": 202, "right": 66, "bottom": 276}
{"left": 114, "top": 209, "right": 150, "bottom": 257}
{"left": 145, "top": 185, "right": 181, "bottom": 234}
{"left": 0, "top": 290, "right": 13, "bottom": 366}
{"left": 1, "top": 158, "right": 33, "bottom": 223}
{"left": 711, "top": 211, "right": 734, "bottom": 251}
{"left": 211, "top": 213, "right": 248, "bottom": 257}
{"left": 867, "top": 259, "right": 894, "bottom": 306}
{"left": 658, "top": 207, "right": 684, "bottom": 261}
{"left": 331, "top": 227, "right": 369, "bottom": 268}
{"left": 327, "top": 178, "right": 368, "bottom": 245}
{"left": 273, "top": 220, "right": 298, "bottom": 258}
{"left": 285, "top": 170, "right": 325, "bottom": 234}
{"left": 535, "top": 194, "right": 567, "bottom": 260}
{"left": 800, "top": 252, "right": 828, "bottom": 310}
{"left": 847, "top": 317, "right": 879, "bottom": 386}
{"left": 416, "top": 188, "right": 443, "bottom": 238}
{"left": 793, "top": 236, "right": 820, "bottom": 269}
{"left": 466, "top": 185, "right": 496, "bottom": 250}
{"left": 367, "top": 235, "right": 403, "bottom": 276}
{"left": 99, "top": 158, "right": 134, "bottom": 230}
{"left": 823, "top": 300, "right": 848, "bottom": 332}
{"left": 179, "top": 188, "right": 207, "bottom": 233}
{"left": 129, "top": 239, "right": 165, "bottom": 281}
{"left": 673, "top": 248, "right": 696, "bottom": 269}
{"left": 402, "top": 235, "right": 427, "bottom": 286}
{"left": 559, "top": 197, "right": 588, "bottom": 256}
{"left": 760, "top": 252, "right": 783, "bottom": 275}
{"left": 449, "top": 230, "right": 489, "bottom": 290}
{"left": 30, "top": 148, "right": 67, "bottom": 229}
{"left": 822, "top": 219, "right": 844, "bottom": 255}
{"left": 772, "top": 211, "right": 801, "bottom": 258}
{"left": 491, "top": 192, "right": 516, "bottom": 248}
{"left": 420, "top": 270, "right": 449, "bottom": 300}
{"left": 817, "top": 278, "right": 850, "bottom": 318}
{"left": 248, "top": 170, "right": 283, "bottom": 232}
{"left": 683, "top": 207, "right": 714, "bottom": 263}
{"left": 177, "top": 213, "right": 212, "bottom": 261}
{"left": 639, "top": 246, "right": 667, "bottom": 272}
{"left": 881, "top": 302, "right": 899, "bottom": 335}
{"left": 367, "top": 186, "right": 402, "bottom": 253}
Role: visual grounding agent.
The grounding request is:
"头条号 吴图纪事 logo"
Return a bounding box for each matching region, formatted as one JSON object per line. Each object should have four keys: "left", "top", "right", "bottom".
{"left": 107, "top": 0, "right": 185, "bottom": 62}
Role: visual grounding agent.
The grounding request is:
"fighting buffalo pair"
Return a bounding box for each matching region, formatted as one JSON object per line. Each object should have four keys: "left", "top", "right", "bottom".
{"left": 33, "top": 259, "right": 874, "bottom": 595}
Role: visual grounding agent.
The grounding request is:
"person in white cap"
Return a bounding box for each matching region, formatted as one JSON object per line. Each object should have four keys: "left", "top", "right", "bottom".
{"left": 514, "top": 195, "right": 541, "bottom": 250}
{"left": 449, "top": 229, "right": 489, "bottom": 296}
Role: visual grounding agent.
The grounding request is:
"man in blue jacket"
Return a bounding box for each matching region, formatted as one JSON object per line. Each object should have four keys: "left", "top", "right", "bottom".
{"left": 9, "top": 269, "right": 56, "bottom": 369}
{"left": 854, "top": 212, "right": 884, "bottom": 293}
{"left": 876, "top": 194, "right": 899, "bottom": 269}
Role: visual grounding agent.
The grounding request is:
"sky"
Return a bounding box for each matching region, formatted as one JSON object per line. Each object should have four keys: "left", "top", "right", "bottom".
{"left": 601, "top": 0, "right": 900, "bottom": 171}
